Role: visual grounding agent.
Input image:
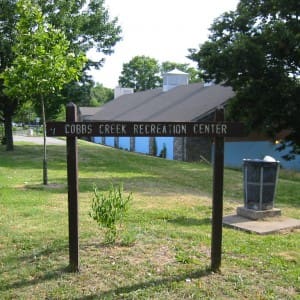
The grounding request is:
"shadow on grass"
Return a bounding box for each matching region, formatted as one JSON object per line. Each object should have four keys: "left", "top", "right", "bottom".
{"left": 1, "top": 266, "right": 69, "bottom": 292}
{"left": 24, "top": 183, "right": 67, "bottom": 193}
{"left": 167, "top": 216, "right": 211, "bottom": 227}
{"left": 75, "top": 268, "right": 212, "bottom": 300}
{"left": 0, "top": 240, "right": 69, "bottom": 292}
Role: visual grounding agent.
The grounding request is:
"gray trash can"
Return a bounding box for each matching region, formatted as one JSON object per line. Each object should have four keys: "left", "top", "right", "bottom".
{"left": 243, "top": 159, "right": 280, "bottom": 210}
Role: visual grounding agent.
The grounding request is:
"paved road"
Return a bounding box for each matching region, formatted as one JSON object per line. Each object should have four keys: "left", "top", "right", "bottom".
{"left": 13, "top": 135, "right": 65, "bottom": 145}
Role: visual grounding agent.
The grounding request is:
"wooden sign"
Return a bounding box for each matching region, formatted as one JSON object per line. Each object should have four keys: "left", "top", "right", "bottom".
{"left": 46, "top": 121, "right": 245, "bottom": 138}
{"left": 46, "top": 102, "right": 245, "bottom": 273}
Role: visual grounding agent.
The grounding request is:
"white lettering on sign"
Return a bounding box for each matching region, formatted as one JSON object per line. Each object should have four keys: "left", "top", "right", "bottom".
{"left": 133, "top": 123, "right": 187, "bottom": 136}
{"left": 65, "top": 123, "right": 93, "bottom": 135}
{"left": 98, "top": 123, "right": 127, "bottom": 135}
{"left": 193, "top": 123, "right": 227, "bottom": 135}
{"left": 47, "top": 121, "right": 240, "bottom": 137}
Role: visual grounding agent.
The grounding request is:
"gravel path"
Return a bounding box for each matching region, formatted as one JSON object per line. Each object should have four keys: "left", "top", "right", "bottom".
{"left": 13, "top": 135, "right": 65, "bottom": 145}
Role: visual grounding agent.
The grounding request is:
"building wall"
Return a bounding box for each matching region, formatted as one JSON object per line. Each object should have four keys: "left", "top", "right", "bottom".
{"left": 119, "top": 137, "right": 130, "bottom": 150}
{"left": 135, "top": 137, "right": 150, "bottom": 154}
{"left": 173, "top": 137, "right": 212, "bottom": 162}
{"left": 92, "top": 136, "right": 299, "bottom": 171}
{"left": 173, "top": 137, "right": 185, "bottom": 161}
{"left": 224, "top": 141, "right": 300, "bottom": 171}
{"left": 186, "top": 137, "right": 212, "bottom": 162}
{"left": 155, "top": 137, "right": 174, "bottom": 159}
{"left": 105, "top": 137, "right": 115, "bottom": 147}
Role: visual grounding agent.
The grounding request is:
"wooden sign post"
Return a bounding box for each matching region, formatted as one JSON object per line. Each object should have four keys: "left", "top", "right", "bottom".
{"left": 47, "top": 103, "right": 244, "bottom": 273}
{"left": 211, "top": 108, "right": 225, "bottom": 272}
{"left": 66, "top": 103, "right": 79, "bottom": 272}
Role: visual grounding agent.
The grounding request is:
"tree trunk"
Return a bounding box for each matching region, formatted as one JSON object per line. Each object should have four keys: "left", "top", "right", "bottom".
{"left": 4, "top": 105, "right": 14, "bottom": 151}
{"left": 42, "top": 96, "right": 48, "bottom": 185}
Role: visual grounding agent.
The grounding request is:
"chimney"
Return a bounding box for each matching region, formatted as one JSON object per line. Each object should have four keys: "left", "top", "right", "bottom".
{"left": 163, "top": 68, "right": 189, "bottom": 92}
{"left": 114, "top": 86, "right": 134, "bottom": 99}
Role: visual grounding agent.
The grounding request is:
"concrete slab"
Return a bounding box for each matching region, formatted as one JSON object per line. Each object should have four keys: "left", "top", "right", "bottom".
{"left": 223, "top": 214, "right": 300, "bottom": 235}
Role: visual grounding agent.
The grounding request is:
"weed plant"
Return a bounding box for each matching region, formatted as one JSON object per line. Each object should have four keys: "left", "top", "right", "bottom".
{"left": 89, "top": 183, "right": 132, "bottom": 244}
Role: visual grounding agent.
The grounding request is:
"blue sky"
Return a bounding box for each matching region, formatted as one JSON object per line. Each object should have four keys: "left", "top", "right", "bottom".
{"left": 88, "top": 0, "right": 239, "bottom": 88}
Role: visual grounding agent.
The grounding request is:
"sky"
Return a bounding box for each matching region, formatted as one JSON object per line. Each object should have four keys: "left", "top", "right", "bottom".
{"left": 88, "top": 0, "right": 240, "bottom": 88}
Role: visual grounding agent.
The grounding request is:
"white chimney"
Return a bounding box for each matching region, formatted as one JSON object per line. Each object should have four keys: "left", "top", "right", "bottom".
{"left": 163, "top": 68, "right": 189, "bottom": 92}
{"left": 114, "top": 86, "right": 134, "bottom": 99}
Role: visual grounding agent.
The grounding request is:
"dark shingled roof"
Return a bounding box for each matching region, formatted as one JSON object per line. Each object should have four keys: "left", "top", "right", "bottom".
{"left": 86, "top": 82, "right": 234, "bottom": 122}
{"left": 78, "top": 107, "right": 102, "bottom": 121}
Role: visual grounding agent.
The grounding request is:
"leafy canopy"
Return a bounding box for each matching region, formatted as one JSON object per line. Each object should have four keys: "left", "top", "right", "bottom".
{"left": 118, "top": 56, "right": 161, "bottom": 92}
{"left": 1, "top": 0, "right": 87, "bottom": 101}
{"left": 0, "top": 0, "right": 121, "bottom": 151}
{"left": 188, "top": 0, "right": 300, "bottom": 159}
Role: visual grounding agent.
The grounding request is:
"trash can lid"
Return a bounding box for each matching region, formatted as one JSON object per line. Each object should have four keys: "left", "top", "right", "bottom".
{"left": 263, "top": 155, "right": 277, "bottom": 162}
{"left": 243, "top": 158, "right": 280, "bottom": 166}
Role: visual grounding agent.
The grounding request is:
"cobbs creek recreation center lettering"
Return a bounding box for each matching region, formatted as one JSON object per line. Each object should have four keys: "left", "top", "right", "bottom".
{"left": 61, "top": 122, "right": 228, "bottom": 137}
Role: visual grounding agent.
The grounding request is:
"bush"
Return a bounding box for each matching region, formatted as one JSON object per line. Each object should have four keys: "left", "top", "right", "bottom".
{"left": 159, "top": 143, "right": 167, "bottom": 158}
{"left": 89, "top": 183, "right": 132, "bottom": 244}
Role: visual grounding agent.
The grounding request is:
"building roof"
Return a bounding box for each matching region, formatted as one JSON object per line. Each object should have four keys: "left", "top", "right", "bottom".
{"left": 165, "top": 68, "right": 188, "bottom": 75}
{"left": 78, "top": 106, "right": 102, "bottom": 121}
{"left": 86, "top": 82, "right": 234, "bottom": 122}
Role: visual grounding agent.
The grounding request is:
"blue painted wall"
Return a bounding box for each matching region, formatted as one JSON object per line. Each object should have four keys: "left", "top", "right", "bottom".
{"left": 135, "top": 137, "right": 150, "bottom": 154}
{"left": 105, "top": 137, "right": 115, "bottom": 147}
{"left": 93, "top": 137, "right": 102, "bottom": 144}
{"left": 224, "top": 141, "right": 300, "bottom": 171}
{"left": 155, "top": 137, "right": 174, "bottom": 160}
{"left": 119, "top": 137, "right": 130, "bottom": 150}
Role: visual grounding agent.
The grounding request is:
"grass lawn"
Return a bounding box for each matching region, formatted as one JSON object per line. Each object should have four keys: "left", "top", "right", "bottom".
{"left": 0, "top": 139, "right": 299, "bottom": 299}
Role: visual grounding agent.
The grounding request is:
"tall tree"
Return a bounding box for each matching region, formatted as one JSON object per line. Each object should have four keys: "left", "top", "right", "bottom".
{"left": 118, "top": 56, "right": 161, "bottom": 91}
{"left": 2, "top": 0, "right": 87, "bottom": 185}
{"left": 0, "top": 0, "right": 18, "bottom": 150}
{"left": 189, "top": 0, "right": 300, "bottom": 159}
{"left": 0, "top": 0, "right": 121, "bottom": 150}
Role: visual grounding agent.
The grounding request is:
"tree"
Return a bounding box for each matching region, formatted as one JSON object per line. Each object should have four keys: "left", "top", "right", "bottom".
{"left": 118, "top": 56, "right": 161, "bottom": 91}
{"left": 188, "top": 0, "right": 300, "bottom": 159}
{"left": 90, "top": 83, "right": 114, "bottom": 106}
{"left": 1, "top": 0, "right": 87, "bottom": 185}
{"left": 0, "top": 0, "right": 121, "bottom": 150}
{"left": 0, "top": 0, "right": 18, "bottom": 150}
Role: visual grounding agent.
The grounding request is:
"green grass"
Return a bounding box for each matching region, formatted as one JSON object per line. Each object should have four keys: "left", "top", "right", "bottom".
{"left": 0, "top": 140, "right": 300, "bottom": 299}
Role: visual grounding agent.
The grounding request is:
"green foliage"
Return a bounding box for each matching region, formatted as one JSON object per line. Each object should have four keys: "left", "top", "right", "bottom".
{"left": 159, "top": 143, "right": 167, "bottom": 159}
{"left": 1, "top": 0, "right": 88, "bottom": 184}
{"left": 90, "top": 83, "right": 114, "bottom": 106}
{"left": 188, "top": 0, "right": 300, "bottom": 158}
{"left": 118, "top": 55, "right": 162, "bottom": 91}
{"left": 151, "top": 137, "right": 158, "bottom": 156}
{"left": 0, "top": 0, "right": 121, "bottom": 149}
{"left": 1, "top": 0, "right": 87, "bottom": 101}
{"left": 90, "top": 183, "right": 132, "bottom": 244}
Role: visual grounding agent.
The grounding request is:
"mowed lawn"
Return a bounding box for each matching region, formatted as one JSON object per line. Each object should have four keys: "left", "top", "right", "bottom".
{"left": 0, "top": 139, "right": 299, "bottom": 299}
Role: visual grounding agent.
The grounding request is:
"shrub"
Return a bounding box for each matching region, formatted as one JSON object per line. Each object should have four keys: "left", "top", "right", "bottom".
{"left": 89, "top": 183, "right": 132, "bottom": 244}
{"left": 159, "top": 143, "right": 167, "bottom": 158}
